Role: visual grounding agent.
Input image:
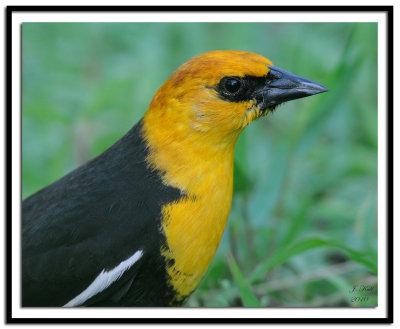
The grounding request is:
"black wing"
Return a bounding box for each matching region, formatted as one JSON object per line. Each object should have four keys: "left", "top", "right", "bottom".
{"left": 22, "top": 120, "right": 182, "bottom": 306}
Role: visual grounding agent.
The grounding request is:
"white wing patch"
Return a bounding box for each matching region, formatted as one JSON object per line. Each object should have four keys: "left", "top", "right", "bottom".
{"left": 64, "top": 250, "right": 143, "bottom": 307}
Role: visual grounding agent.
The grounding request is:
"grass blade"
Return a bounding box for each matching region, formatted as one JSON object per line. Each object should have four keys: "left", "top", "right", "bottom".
{"left": 249, "top": 237, "right": 377, "bottom": 283}
{"left": 227, "top": 254, "right": 261, "bottom": 307}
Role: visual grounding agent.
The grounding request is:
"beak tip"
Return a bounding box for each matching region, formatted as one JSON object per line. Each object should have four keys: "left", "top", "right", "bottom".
{"left": 302, "top": 80, "right": 329, "bottom": 96}
{"left": 314, "top": 85, "right": 329, "bottom": 94}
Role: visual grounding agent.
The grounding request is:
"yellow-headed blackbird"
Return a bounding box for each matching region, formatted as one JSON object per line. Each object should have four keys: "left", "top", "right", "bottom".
{"left": 22, "top": 50, "right": 328, "bottom": 306}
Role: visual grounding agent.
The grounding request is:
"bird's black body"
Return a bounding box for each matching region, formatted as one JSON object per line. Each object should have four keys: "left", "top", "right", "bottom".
{"left": 22, "top": 120, "right": 183, "bottom": 306}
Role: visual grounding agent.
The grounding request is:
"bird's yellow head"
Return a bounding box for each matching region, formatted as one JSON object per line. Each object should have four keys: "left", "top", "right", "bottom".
{"left": 144, "top": 50, "right": 327, "bottom": 149}
{"left": 142, "top": 50, "right": 327, "bottom": 192}
{"left": 145, "top": 51, "right": 271, "bottom": 143}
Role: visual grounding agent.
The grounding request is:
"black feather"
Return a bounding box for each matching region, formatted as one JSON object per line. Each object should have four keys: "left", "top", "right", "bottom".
{"left": 22, "top": 120, "right": 183, "bottom": 307}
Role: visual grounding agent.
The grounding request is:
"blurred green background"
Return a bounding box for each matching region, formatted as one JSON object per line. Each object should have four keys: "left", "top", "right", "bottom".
{"left": 22, "top": 23, "right": 378, "bottom": 307}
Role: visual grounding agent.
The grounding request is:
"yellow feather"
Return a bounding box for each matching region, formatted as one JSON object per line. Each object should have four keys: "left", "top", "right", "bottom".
{"left": 142, "top": 51, "right": 274, "bottom": 301}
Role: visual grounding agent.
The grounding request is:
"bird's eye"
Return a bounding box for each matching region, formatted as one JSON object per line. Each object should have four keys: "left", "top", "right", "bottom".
{"left": 215, "top": 76, "right": 248, "bottom": 102}
{"left": 224, "top": 78, "right": 242, "bottom": 94}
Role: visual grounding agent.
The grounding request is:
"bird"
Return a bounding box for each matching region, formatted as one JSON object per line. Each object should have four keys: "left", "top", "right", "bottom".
{"left": 22, "top": 50, "right": 328, "bottom": 307}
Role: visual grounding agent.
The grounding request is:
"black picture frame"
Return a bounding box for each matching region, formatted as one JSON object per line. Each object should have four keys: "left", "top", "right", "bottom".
{"left": 5, "top": 5, "right": 393, "bottom": 324}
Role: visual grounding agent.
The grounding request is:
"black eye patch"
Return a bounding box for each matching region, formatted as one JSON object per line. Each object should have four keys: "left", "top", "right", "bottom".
{"left": 214, "top": 75, "right": 267, "bottom": 103}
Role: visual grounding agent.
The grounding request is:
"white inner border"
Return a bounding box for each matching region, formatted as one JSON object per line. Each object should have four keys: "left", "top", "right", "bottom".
{"left": 11, "top": 11, "right": 388, "bottom": 320}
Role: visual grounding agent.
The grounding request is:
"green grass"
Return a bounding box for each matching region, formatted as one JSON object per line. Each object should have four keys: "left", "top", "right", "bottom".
{"left": 22, "top": 22, "right": 378, "bottom": 307}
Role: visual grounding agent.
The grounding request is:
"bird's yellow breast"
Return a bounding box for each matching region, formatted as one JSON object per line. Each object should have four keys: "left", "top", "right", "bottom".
{"left": 142, "top": 104, "right": 237, "bottom": 302}
{"left": 160, "top": 151, "right": 234, "bottom": 302}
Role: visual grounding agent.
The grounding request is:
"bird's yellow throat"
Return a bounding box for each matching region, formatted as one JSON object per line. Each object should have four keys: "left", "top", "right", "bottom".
{"left": 142, "top": 102, "right": 237, "bottom": 302}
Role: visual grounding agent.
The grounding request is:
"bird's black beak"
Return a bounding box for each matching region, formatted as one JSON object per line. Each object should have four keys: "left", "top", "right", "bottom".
{"left": 256, "top": 65, "right": 329, "bottom": 112}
